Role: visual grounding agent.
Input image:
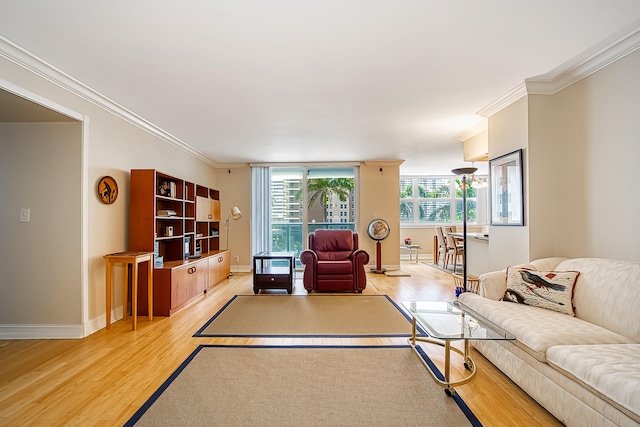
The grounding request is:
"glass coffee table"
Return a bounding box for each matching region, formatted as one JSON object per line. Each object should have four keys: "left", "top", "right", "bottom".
{"left": 402, "top": 300, "right": 515, "bottom": 396}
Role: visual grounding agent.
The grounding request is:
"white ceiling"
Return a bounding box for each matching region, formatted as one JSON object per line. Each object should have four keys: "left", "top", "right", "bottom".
{"left": 2, "top": 1, "right": 640, "bottom": 175}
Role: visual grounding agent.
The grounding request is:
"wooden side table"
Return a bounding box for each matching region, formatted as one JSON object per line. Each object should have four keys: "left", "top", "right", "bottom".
{"left": 104, "top": 251, "right": 154, "bottom": 330}
{"left": 253, "top": 251, "right": 296, "bottom": 294}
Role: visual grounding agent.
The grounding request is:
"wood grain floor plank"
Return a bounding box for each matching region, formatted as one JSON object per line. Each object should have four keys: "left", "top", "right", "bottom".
{"left": 0, "top": 262, "right": 562, "bottom": 426}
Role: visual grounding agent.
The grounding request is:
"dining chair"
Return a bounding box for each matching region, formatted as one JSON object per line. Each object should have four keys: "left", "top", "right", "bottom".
{"left": 445, "top": 230, "right": 464, "bottom": 272}
{"left": 435, "top": 227, "right": 448, "bottom": 267}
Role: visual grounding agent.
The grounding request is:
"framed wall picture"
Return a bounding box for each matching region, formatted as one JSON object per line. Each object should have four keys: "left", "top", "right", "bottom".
{"left": 489, "top": 149, "right": 524, "bottom": 226}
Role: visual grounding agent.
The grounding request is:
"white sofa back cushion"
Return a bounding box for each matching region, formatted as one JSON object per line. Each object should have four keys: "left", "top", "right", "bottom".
{"left": 556, "top": 258, "right": 640, "bottom": 343}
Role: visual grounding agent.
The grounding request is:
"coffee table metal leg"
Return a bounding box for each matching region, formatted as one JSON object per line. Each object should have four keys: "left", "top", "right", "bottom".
{"left": 407, "top": 319, "right": 477, "bottom": 396}
{"left": 444, "top": 341, "right": 452, "bottom": 395}
{"left": 411, "top": 317, "right": 417, "bottom": 345}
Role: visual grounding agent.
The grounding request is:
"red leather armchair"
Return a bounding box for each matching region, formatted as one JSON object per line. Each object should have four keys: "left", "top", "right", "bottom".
{"left": 300, "top": 229, "right": 370, "bottom": 293}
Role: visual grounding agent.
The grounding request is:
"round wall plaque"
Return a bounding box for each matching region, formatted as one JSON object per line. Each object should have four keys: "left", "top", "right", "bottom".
{"left": 98, "top": 176, "right": 118, "bottom": 204}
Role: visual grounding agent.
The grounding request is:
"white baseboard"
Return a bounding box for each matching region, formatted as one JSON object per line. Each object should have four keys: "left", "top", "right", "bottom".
{"left": 0, "top": 307, "right": 124, "bottom": 339}
{"left": 231, "top": 265, "right": 251, "bottom": 274}
{"left": 0, "top": 324, "right": 85, "bottom": 339}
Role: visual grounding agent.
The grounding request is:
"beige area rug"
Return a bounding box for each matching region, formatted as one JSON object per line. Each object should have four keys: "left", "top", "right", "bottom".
{"left": 194, "top": 294, "right": 424, "bottom": 337}
{"left": 125, "top": 345, "right": 481, "bottom": 427}
{"left": 384, "top": 269, "right": 411, "bottom": 277}
{"left": 423, "top": 261, "right": 464, "bottom": 274}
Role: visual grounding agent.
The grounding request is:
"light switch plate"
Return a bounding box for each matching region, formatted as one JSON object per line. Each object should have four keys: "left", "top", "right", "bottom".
{"left": 20, "top": 208, "right": 30, "bottom": 223}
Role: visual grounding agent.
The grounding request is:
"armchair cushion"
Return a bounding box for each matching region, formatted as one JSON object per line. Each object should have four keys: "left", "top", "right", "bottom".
{"left": 313, "top": 230, "right": 354, "bottom": 261}
{"left": 318, "top": 260, "right": 354, "bottom": 275}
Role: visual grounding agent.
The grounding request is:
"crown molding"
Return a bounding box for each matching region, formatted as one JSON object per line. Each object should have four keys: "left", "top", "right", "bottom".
{"left": 478, "top": 24, "right": 640, "bottom": 117}
{"left": 476, "top": 82, "right": 528, "bottom": 118}
{"left": 456, "top": 119, "right": 488, "bottom": 142}
{"left": 362, "top": 160, "right": 405, "bottom": 167}
{"left": 0, "top": 36, "right": 218, "bottom": 167}
{"left": 526, "top": 26, "right": 640, "bottom": 95}
{"left": 250, "top": 161, "right": 363, "bottom": 168}
{"left": 216, "top": 162, "right": 250, "bottom": 169}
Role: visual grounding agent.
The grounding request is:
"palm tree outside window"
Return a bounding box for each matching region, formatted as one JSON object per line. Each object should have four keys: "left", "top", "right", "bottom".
{"left": 400, "top": 177, "right": 480, "bottom": 225}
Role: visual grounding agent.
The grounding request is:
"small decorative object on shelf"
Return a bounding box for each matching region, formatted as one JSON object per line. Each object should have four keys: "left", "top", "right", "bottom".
{"left": 158, "top": 181, "right": 176, "bottom": 198}
{"left": 157, "top": 209, "right": 177, "bottom": 217}
{"left": 404, "top": 237, "right": 412, "bottom": 245}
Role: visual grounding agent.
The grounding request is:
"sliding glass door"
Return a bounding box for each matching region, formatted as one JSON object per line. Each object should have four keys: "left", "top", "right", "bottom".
{"left": 270, "top": 166, "right": 357, "bottom": 261}
{"left": 271, "top": 168, "right": 304, "bottom": 256}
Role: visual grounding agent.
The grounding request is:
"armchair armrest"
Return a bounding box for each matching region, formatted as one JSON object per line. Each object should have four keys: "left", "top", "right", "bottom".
{"left": 350, "top": 249, "right": 370, "bottom": 267}
{"left": 300, "top": 250, "right": 318, "bottom": 291}
{"left": 351, "top": 249, "right": 370, "bottom": 292}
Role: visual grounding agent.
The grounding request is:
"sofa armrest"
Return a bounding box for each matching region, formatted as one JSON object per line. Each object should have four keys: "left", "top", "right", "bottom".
{"left": 478, "top": 270, "right": 508, "bottom": 300}
{"left": 479, "top": 263, "right": 535, "bottom": 300}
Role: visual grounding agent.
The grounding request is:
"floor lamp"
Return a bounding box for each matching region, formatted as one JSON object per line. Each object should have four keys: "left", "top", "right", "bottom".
{"left": 451, "top": 167, "right": 477, "bottom": 295}
{"left": 225, "top": 206, "right": 242, "bottom": 251}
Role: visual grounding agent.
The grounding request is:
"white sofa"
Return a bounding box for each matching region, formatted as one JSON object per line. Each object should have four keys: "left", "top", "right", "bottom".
{"left": 458, "top": 257, "right": 640, "bottom": 427}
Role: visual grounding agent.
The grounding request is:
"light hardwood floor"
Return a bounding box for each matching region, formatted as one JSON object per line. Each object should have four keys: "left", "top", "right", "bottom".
{"left": 0, "top": 262, "right": 562, "bottom": 426}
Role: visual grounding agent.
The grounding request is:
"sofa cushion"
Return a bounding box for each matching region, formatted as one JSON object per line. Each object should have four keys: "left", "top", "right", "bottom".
{"left": 547, "top": 344, "right": 640, "bottom": 422}
{"left": 458, "top": 293, "right": 635, "bottom": 362}
{"left": 555, "top": 258, "right": 640, "bottom": 343}
{"left": 504, "top": 267, "right": 579, "bottom": 316}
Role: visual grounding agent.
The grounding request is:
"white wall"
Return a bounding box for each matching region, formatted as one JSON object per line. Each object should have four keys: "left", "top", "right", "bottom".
{"left": 0, "top": 123, "right": 82, "bottom": 327}
{"left": 0, "top": 52, "right": 217, "bottom": 337}
{"left": 527, "top": 94, "right": 557, "bottom": 260}
{"left": 359, "top": 162, "right": 401, "bottom": 271}
{"left": 487, "top": 97, "right": 531, "bottom": 270}
{"left": 487, "top": 48, "right": 640, "bottom": 266}
{"left": 215, "top": 166, "right": 251, "bottom": 272}
{"left": 549, "top": 48, "right": 640, "bottom": 260}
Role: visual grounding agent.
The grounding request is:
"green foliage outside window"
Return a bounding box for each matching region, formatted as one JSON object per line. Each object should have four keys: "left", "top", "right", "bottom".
{"left": 295, "top": 178, "right": 354, "bottom": 222}
{"left": 400, "top": 177, "right": 477, "bottom": 224}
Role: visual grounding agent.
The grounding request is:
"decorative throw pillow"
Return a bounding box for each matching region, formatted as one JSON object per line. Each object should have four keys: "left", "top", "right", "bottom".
{"left": 504, "top": 267, "right": 580, "bottom": 316}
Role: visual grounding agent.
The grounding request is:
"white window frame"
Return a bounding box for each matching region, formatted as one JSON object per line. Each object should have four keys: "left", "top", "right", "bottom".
{"left": 400, "top": 176, "right": 482, "bottom": 226}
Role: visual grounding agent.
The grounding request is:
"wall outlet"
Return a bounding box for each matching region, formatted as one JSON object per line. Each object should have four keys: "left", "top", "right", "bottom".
{"left": 234, "top": 256, "right": 239, "bottom": 262}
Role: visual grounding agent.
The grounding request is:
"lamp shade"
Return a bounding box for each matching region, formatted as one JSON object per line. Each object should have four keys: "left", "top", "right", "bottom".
{"left": 451, "top": 167, "right": 478, "bottom": 175}
{"left": 230, "top": 206, "right": 242, "bottom": 220}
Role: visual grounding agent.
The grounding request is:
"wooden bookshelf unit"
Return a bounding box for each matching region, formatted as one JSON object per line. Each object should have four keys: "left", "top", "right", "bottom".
{"left": 129, "top": 169, "right": 229, "bottom": 316}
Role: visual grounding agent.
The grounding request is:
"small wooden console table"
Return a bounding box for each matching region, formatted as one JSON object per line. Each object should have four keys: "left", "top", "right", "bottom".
{"left": 104, "top": 251, "right": 154, "bottom": 330}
